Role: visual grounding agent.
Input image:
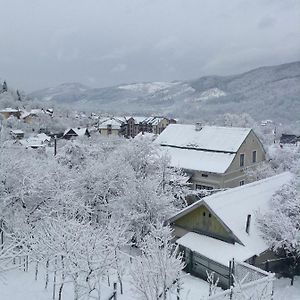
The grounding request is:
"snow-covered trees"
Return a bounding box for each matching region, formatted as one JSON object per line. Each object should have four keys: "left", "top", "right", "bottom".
{"left": 0, "top": 131, "right": 186, "bottom": 298}
{"left": 130, "top": 224, "right": 184, "bottom": 300}
{"left": 257, "top": 181, "right": 300, "bottom": 285}
{"left": 268, "top": 144, "right": 300, "bottom": 175}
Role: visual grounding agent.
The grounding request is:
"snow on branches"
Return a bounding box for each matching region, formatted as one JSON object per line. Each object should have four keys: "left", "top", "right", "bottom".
{"left": 257, "top": 180, "right": 300, "bottom": 284}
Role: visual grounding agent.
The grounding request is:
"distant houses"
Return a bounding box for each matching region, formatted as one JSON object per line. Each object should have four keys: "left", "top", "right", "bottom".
{"left": 0, "top": 108, "right": 21, "bottom": 119}
{"left": 166, "top": 172, "right": 293, "bottom": 288}
{"left": 10, "top": 129, "right": 24, "bottom": 139}
{"left": 155, "top": 123, "right": 266, "bottom": 189}
{"left": 19, "top": 133, "right": 51, "bottom": 149}
{"left": 0, "top": 107, "right": 53, "bottom": 122}
{"left": 97, "top": 116, "right": 176, "bottom": 137}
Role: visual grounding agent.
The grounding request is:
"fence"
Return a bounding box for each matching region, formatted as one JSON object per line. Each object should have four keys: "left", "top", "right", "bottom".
{"left": 182, "top": 247, "right": 230, "bottom": 289}
{"left": 207, "top": 260, "right": 275, "bottom": 300}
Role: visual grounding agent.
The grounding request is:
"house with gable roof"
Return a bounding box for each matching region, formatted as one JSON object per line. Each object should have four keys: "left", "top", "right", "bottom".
{"left": 98, "top": 117, "right": 123, "bottom": 136}
{"left": 63, "top": 128, "right": 90, "bottom": 139}
{"left": 155, "top": 123, "right": 266, "bottom": 189}
{"left": 166, "top": 172, "right": 293, "bottom": 287}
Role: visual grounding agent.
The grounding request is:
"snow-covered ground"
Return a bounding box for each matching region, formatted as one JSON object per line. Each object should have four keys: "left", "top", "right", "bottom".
{"left": 1, "top": 266, "right": 299, "bottom": 300}
{"left": 273, "top": 276, "right": 300, "bottom": 300}
{"left": 0, "top": 266, "right": 213, "bottom": 300}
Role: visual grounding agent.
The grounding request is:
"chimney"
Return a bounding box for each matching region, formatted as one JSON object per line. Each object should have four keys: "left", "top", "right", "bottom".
{"left": 246, "top": 214, "right": 251, "bottom": 234}
{"left": 195, "top": 122, "right": 202, "bottom": 131}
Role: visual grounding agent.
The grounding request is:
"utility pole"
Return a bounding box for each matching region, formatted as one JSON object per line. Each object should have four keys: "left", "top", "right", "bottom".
{"left": 54, "top": 135, "right": 57, "bottom": 156}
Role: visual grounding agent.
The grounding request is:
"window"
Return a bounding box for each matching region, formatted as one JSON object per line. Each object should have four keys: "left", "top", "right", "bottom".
{"left": 107, "top": 124, "right": 112, "bottom": 135}
{"left": 203, "top": 212, "right": 206, "bottom": 217}
{"left": 240, "top": 153, "right": 245, "bottom": 167}
{"left": 209, "top": 213, "right": 212, "bottom": 218}
{"left": 240, "top": 180, "right": 245, "bottom": 186}
{"left": 252, "top": 151, "right": 257, "bottom": 163}
{"left": 196, "top": 184, "right": 213, "bottom": 190}
{"left": 201, "top": 174, "right": 208, "bottom": 178}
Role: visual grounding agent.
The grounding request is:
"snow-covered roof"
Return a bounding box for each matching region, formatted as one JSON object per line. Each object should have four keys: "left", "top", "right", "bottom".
{"left": 177, "top": 232, "right": 255, "bottom": 267}
{"left": 20, "top": 109, "right": 43, "bottom": 119}
{"left": 155, "top": 124, "right": 252, "bottom": 153}
{"left": 134, "top": 132, "right": 157, "bottom": 141}
{"left": 19, "top": 133, "right": 51, "bottom": 147}
{"left": 99, "top": 118, "right": 122, "bottom": 129}
{"left": 143, "top": 116, "right": 165, "bottom": 125}
{"left": 128, "top": 116, "right": 148, "bottom": 123}
{"left": 20, "top": 111, "right": 31, "bottom": 119}
{"left": 36, "top": 133, "right": 51, "bottom": 142}
{"left": 10, "top": 129, "right": 24, "bottom": 134}
{"left": 173, "top": 172, "right": 293, "bottom": 265}
{"left": 0, "top": 108, "right": 19, "bottom": 113}
{"left": 74, "top": 128, "right": 88, "bottom": 136}
{"left": 63, "top": 128, "right": 88, "bottom": 137}
{"left": 160, "top": 146, "right": 235, "bottom": 173}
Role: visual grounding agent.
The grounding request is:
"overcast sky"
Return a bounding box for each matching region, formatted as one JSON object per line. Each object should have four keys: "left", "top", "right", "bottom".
{"left": 0, "top": 0, "right": 299, "bottom": 91}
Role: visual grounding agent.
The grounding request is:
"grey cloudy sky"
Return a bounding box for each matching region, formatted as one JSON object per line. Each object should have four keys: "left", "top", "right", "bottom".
{"left": 0, "top": 0, "right": 299, "bottom": 91}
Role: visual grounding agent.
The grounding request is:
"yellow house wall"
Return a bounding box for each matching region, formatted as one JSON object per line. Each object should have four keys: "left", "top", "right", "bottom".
{"left": 189, "top": 131, "right": 266, "bottom": 189}
{"left": 174, "top": 205, "right": 233, "bottom": 242}
{"left": 227, "top": 131, "right": 265, "bottom": 173}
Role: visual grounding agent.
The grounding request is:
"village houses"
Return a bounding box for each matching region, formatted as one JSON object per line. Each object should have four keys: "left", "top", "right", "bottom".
{"left": 98, "top": 115, "right": 176, "bottom": 137}
{"left": 155, "top": 123, "right": 266, "bottom": 189}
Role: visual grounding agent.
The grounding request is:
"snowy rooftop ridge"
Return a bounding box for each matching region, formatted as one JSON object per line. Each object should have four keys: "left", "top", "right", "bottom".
{"left": 155, "top": 124, "right": 252, "bottom": 153}
{"left": 98, "top": 117, "right": 123, "bottom": 129}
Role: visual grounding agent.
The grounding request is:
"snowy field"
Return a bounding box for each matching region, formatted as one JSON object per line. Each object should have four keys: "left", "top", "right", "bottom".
{"left": 0, "top": 266, "right": 299, "bottom": 300}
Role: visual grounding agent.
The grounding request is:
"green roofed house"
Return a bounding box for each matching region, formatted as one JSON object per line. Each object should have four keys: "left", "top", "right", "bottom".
{"left": 166, "top": 172, "right": 293, "bottom": 288}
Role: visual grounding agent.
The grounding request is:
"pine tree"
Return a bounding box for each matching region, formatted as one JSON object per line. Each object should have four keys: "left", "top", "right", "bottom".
{"left": 2, "top": 81, "right": 7, "bottom": 92}
{"left": 16, "top": 90, "right": 22, "bottom": 101}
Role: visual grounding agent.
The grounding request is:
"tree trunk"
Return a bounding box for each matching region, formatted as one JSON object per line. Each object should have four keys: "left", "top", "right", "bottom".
{"left": 53, "top": 258, "right": 57, "bottom": 299}
{"left": 290, "top": 256, "right": 298, "bottom": 286}
{"left": 73, "top": 274, "right": 79, "bottom": 300}
{"left": 45, "top": 259, "right": 49, "bottom": 289}
{"left": 35, "top": 261, "right": 39, "bottom": 281}
{"left": 58, "top": 256, "right": 65, "bottom": 300}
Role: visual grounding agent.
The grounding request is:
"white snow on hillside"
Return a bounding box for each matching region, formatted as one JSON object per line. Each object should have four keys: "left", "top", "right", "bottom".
{"left": 118, "top": 82, "right": 179, "bottom": 94}
{"left": 197, "top": 88, "right": 226, "bottom": 101}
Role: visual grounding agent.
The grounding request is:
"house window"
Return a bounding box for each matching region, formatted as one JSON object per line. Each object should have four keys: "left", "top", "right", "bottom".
{"left": 203, "top": 212, "right": 206, "bottom": 217}
{"left": 201, "top": 174, "right": 208, "bottom": 178}
{"left": 209, "top": 213, "right": 212, "bottom": 218}
{"left": 196, "top": 184, "right": 213, "bottom": 190}
{"left": 107, "top": 125, "right": 112, "bottom": 135}
{"left": 240, "top": 180, "right": 245, "bottom": 186}
{"left": 252, "top": 151, "right": 257, "bottom": 163}
{"left": 240, "top": 153, "right": 245, "bottom": 167}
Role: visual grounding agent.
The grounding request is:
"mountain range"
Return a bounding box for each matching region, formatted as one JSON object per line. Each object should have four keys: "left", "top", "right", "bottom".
{"left": 29, "top": 61, "right": 300, "bottom": 123}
